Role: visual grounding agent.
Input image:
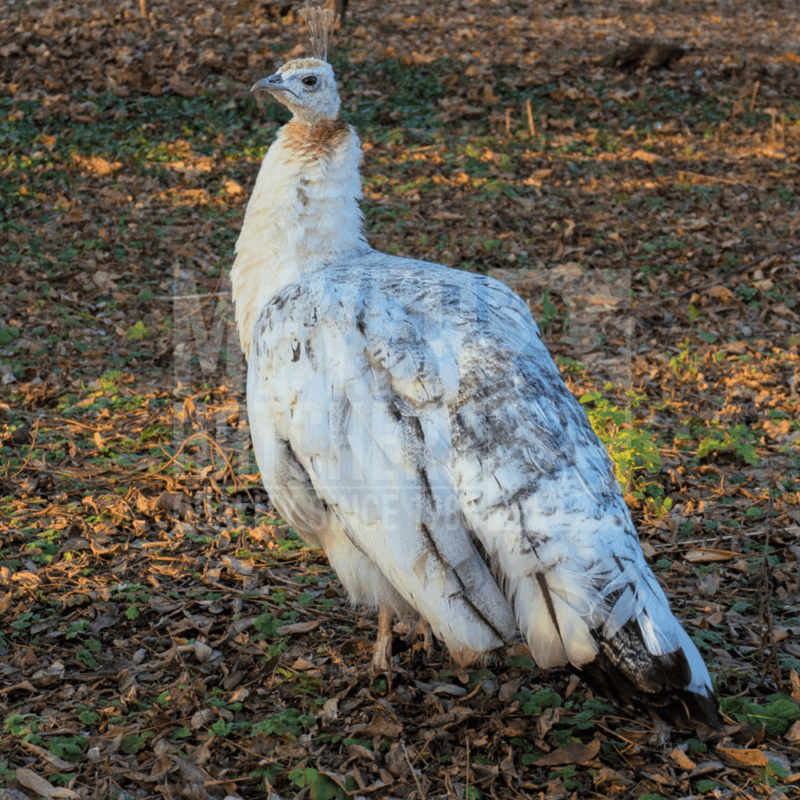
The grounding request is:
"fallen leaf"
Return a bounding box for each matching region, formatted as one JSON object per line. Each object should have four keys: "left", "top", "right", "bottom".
{"left": 20, "top": 741, "right": 74, "bottom": 771}
{"left": 535, "top": 738, "right": 601, "bottom": 766}
{"left": 15, "top": 768, "right": 79, "bottom": 798}
{"left": 684, "top": 548, "right": 740, "bottom": 562}
{"left": 717, "top": 745, "right": 769, "bottom": 769}
{"left": 669, "top": 747, "right": 698, "bottom": 770}
{"left": 353, "top": 711, "right": 403, "bottom": 739}
{"left": 276, "top": 619, "right": 322, "bottom": 635}
{"left": 785, "top": 720, "right": 800, "bottom": 742}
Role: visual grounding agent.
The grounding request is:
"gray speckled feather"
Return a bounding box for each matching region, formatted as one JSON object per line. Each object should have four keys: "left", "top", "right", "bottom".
{"left": 247, "top": 252, "right": 706, "bottom": 685}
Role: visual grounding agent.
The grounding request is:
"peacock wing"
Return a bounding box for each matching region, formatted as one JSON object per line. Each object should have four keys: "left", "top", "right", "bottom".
{"left": 247, "top": 263, "right": 517, "bottom": 662}
{"left": 440, "top": 272, "right": 720, "bottom": 726}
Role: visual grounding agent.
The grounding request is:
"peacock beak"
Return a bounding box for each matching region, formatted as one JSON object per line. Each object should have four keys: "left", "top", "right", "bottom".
{"left": 252, "top": 74, "right": 287, "bottom": 93}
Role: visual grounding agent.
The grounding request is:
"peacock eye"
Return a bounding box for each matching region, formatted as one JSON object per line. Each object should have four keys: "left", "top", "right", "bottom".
{"left": 302, "top": 75, "right": 318, "bottom": 87}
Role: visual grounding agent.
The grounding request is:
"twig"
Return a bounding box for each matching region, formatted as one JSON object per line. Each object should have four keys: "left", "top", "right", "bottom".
{"left": 505, "top": 108, "right": 511, "bottom": 138}
{"left": 767, "top": 108, "right": 778, "bottom": 141}
{"left": 156, "top": 292, "right": 231, "bottom": 301}
{"left": 211, "top": 264, "right": 226, "bottom": 298}
{"left": 167, "top": 631, "right": 190, "bottom": 674}
{"left": 647, "top": 526, "right": 800, "bottom": 553}
{"left": 151, "top": 430, "right": 243, "bottom": 495}
{"left": 757, "top": 471, "right": 780, "bottom": 685}
{"left": 674, "top": 244, "right": 800, "bottom": 298}
{"left": 749, "top": 80, "right": 760, "bottom": 112}
{"left": 676, "top": 169, "right": 744, "bottom": 187}
{"left": 52, "top": 417, "right": 109, "bottom": 432}
{"left": 465, "top": 738, "right": 470, "bottom": 800}
{"left": 720, "top": 776, "right": 755, "bottom": 800}
{"left": 595, "top": 721, "right": 641, "bottom": 748}
{"left": 6, "top": 420, "right": 39, "bottom": 480}
{"left": 526, "top": 98, "right": 535, "bottom": 137}
{"left": 403, "top": 743, "right": 426, "bottom": 800}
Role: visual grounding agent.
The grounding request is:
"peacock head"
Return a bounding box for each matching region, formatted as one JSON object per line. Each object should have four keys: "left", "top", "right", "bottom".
{"left": 252, "top": 58, "right": 341, "bottom": 123}
{"left": 252, "top": 7, "right": 341, "bottom": 124}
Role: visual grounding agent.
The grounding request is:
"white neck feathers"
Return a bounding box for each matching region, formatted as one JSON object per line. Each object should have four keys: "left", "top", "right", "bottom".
{"left": 231, "top": 118, "right": 368, "bottom": 358}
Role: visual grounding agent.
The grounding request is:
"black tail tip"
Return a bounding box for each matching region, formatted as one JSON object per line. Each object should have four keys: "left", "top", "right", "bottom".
{"left": 665, "top": 688, "right": 725, "bottom": 733}
{"left": 577, "top": 660, "right": 724, "bottom": 732}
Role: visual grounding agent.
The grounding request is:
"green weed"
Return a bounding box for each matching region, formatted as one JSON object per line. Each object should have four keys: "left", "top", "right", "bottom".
{"left": 512, "top": 688, "right": 562, "bottom": 715}
{"left": 127, "top": 320, "right": 152, "bottom": 341}
{"left": 254, "top": 708, "right": 316, "bottom": 740}
{"left": 120, "top": 730, "right": 156, "bottom": 754}
{"left": 287, "top": 766, "right": 346, "bottom": 800}
{"left": 719, "top": 695, "right": 800, "bottom": 736}
{"left": 581, "top": 389, "right": 664, "bottom": 504}
{"left": 669, "top": 341, "right": 698, "bottom": 378}
{"left": 538, "top": 288, "right": 558, "bottom": 332}
{"left": 680, "top": 420, "right": 761, "bottom": 466}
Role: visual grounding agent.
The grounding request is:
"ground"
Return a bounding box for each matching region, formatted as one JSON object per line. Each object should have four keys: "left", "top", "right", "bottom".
{"left": 1, "top": 0, "right": 800, "bottom": 798}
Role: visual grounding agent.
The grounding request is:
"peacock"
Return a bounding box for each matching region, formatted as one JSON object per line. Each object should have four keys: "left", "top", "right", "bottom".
{"left": 230, "top": 7, "right": 722, "bottom": 730}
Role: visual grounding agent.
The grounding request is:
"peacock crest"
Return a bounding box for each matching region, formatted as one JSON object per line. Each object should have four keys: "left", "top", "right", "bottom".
{"left": 300, "top": 5, "right": 338, "bottom": 62}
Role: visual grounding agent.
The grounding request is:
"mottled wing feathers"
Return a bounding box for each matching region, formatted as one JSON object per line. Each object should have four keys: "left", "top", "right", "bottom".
{"left": 246, "top": 364, "right": 327, "bottom": 548}
{"left": 249, "top": 258, "right": 518, "bottom": 661}
{"left": 247, "top": 254, "right": 719, "bottom": 726}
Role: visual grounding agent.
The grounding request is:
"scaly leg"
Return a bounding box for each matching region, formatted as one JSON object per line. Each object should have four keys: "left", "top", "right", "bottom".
{"left": 371, "top": 606, "right": 394, "bottom": 673}
{"left": 412, "top": 617, "right": 436, "bottom": 659}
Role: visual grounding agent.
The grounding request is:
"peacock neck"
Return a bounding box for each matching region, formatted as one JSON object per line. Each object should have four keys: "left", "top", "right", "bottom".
{"left": 231, "top": 118, "right": 369, "bottom": 359}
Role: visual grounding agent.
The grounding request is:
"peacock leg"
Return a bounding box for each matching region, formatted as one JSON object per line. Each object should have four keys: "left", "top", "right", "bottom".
{"left": 412, "top": 617, "right": 435, "bottom": 659}
{"left": 371, "top": 606, "right": 393, "bottom": 673}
